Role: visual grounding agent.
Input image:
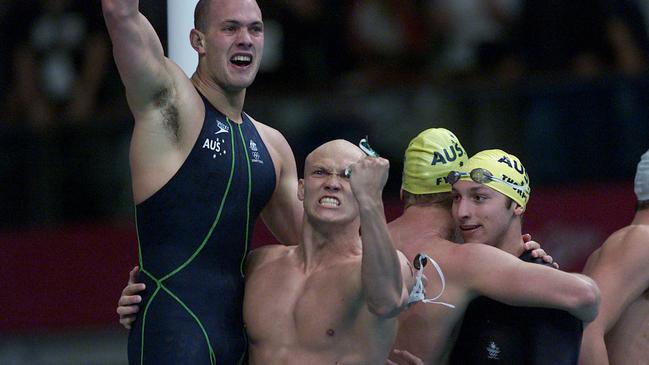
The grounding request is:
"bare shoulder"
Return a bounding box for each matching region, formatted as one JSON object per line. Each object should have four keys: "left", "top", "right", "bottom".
{"left": 600, "top": 224, "right": 649, "bottom": 252}
{"left": 620, "top": 224, "right": 649, "bottom": 248}
{"left": 403, "top": 237, "right": 490, "bottom": 282}
{"left": 597, "top": 224, "right": 649, "bottom": 260}
{"left": 245, "top": 244, "right": 293, "bottom": 277}
{"left": 584, "top": 224, "right": 649, "bottom": 275}
{"left": 399, "top": 236, "right": 453, "bottom": 262}
{"left": 249, "top": 116, "right": 292, "bottom": 154}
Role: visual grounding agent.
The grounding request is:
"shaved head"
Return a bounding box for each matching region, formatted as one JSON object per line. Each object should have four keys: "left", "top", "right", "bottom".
{"left": 305, "top": 140, "right": 364, "bottom": 173}
{"left": 194, "top": 0, "right": 211, "bottom": 31}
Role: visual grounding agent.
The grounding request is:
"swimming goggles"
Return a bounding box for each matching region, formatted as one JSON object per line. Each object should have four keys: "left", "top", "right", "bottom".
{"left": 407, "top": 253, "right": 455, "bottom": 308}
{"left": 446, "top": 168, "right": 526, "bottom": 192}
{"left": 344, "top": 136, "right": 379, "bottom": 178}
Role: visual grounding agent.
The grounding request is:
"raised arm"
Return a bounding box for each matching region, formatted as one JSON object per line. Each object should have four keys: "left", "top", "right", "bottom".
{"left": 460, "top": 243, "right": 600, "bottom": 322}
{"left": 101, "top": 0, "right": 175, "bottom": 110}
{"left": 578, "top": 226, "right": 649, "bottom": 365}
{"left": 351, "top": 156, "right": 411, "bottom": 318}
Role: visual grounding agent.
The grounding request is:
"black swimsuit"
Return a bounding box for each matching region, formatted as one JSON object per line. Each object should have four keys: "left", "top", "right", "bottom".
{"left": 449, "top": 254, "right": 583, "bottom": 364}
{"left": 127, "top": 95, "right": 276, "bottom": 365}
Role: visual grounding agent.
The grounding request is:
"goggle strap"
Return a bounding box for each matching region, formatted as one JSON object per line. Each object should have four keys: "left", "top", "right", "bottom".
{"left": 407, "top": 253, "right": 456, "bottom": 308}
{"left": 359, "top": 136, "right": 380, "bottom": 157}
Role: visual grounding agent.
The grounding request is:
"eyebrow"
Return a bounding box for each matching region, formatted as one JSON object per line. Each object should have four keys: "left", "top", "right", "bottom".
{"left": 221, "top": 20, "right": 263, "bottom": 27}
{"left": 310, "top": 165, "right": 347, "bottom": 174}
{"left": 452, "top": 184, "right": 490, "bottom": 192}
{"left": 468, "top": 186, "right": 494, "bottom": 194}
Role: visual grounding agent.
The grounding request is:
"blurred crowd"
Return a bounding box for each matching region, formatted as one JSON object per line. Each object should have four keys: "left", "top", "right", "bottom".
{"left": 1, "top": 0, "right": 648, "bottom": 229}
{"left": 256, "top": 0, "right": 649, "bottom": 89}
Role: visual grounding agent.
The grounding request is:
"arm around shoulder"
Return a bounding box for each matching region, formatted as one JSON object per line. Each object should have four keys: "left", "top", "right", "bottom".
{"left": 462, "top": 244, "right": 600, "bottom": 322}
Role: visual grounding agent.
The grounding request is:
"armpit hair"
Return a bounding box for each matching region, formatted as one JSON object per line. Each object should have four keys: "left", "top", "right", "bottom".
{"left": 153, "top": 87, "right": 180, "bottom": 142}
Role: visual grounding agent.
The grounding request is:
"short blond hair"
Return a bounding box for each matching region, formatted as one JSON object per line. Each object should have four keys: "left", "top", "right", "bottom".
{"left": 402, "top": 191, "right": 453, "bottom": 210}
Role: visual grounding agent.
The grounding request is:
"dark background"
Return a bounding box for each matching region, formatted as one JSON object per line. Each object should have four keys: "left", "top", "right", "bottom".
{"left": 0, "top": 1, "right": 647, "bottom": 363}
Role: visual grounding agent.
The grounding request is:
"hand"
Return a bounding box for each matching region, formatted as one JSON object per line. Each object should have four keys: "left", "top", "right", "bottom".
{"left": 386, "top": 349, "right": 424, "bottom": 365}
{"left": 521, "top": 234, "right": 559, "bottom": 269}
{"left": 116, "top": 266, "right": 146, "bottom": 329}
{"left": 348, "top": 156, "right": 389, "bottom": 204}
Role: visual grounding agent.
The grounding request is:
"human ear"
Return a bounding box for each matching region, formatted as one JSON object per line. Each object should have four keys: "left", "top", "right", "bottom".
{"left": 190, "top": 29, "right": 205, "bottom": 53}
{"left": 513, "top": 204, "right": 524, "bottom": 216}
{"left": 297, "top": 179, "right": 305, "bottom": 201}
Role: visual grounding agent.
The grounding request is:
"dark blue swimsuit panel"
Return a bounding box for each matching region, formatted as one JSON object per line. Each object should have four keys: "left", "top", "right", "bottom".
{"left": 127, "top": 97, "right": 276, "bottom": 365}
{"left": 449, "top": 254, "right": 583, "bottom": 365}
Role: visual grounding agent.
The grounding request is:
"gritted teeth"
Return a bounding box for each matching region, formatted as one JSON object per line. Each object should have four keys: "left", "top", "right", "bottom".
{"left": 319, "top": 197, "right": 340, "bottom": 207}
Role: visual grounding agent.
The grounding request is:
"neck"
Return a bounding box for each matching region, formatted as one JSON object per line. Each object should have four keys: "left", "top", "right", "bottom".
{"left": 632, "top": 208, "right": 649, "bottom": 226}
{"left": 297, "top": 216, "right": 362, "bottom": 271}
{"left": 492, "top": 218, "right": 525, "bottom": 256}
{"left": 389, "top": 204, "right": 455, "bottom": 249}
{"left": 191, "top": 72, "right": 246, "bottom": 122}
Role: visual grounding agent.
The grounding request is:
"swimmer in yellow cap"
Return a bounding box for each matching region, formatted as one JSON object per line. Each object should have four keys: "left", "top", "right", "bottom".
{"left": 446, "top": 149, "right": 596, "bottom": 364}
{"left": 388, "top": 131, "right": 600, "bottom": 365}
{"left": 448, "top": 149, "right": 531, "bottom": 249}
{"left": 579, "top": 149, "right": 649, "bottom": 365}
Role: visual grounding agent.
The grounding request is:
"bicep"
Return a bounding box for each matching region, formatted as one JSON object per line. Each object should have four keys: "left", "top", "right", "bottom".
{"left": 259, "top": 129, "right": 302, "bottom": 244}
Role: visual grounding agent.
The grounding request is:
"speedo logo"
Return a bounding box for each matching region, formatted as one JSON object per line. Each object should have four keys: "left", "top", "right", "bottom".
{"left": 430, "top": 143, "right": 465, "bottom": 166}
{"left": 201, "top": 120, "right": 230, "bottom": 159}
{"left": 215, "top": 120, "right": 230, "bottom": 135}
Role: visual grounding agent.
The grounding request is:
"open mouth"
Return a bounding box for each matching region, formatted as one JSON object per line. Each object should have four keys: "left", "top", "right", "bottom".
{"left": 460, "top": 224, "right": 480, "bottom": 232}
{"left": 319, "top": 197, "right": 340, "bottom": 207}
{"left": 230, "top": 54, "right": 252, "bottom": 67}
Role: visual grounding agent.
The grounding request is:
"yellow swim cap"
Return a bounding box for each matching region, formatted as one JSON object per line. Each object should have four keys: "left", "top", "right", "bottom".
{"left": 402, "top": 128, "right": 468, "bottom": 194}
{"left": 458, "top": 149, "right": 531, "bottom": 209}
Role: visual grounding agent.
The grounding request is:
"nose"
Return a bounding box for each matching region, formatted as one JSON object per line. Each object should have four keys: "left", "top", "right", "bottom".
{"left": 323, "top": 174, "right": 343, "bottom": 192}
{"left": 236, "top": 28, "right": 253, "bottom": 47}
{"left": 453, "top": 197, "right": 471, "bottom": 222}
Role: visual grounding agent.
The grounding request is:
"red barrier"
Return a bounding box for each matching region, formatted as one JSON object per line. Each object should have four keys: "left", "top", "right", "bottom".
{"left": 0, "top": 181, "right": 635, "bottom": 332}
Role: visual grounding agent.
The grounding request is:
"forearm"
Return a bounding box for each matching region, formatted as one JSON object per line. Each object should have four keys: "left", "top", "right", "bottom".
{"left": 360, "top": 200, "right": 404, "bottom": 317}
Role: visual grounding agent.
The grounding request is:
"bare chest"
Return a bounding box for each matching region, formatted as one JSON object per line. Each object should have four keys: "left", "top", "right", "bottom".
{"left": 245, "top": 264, "right": 364, "bottom": 348}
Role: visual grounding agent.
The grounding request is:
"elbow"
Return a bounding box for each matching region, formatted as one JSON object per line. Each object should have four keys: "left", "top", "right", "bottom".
{"left": 571, "top": 278, "right": 601, "bottom": 323}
